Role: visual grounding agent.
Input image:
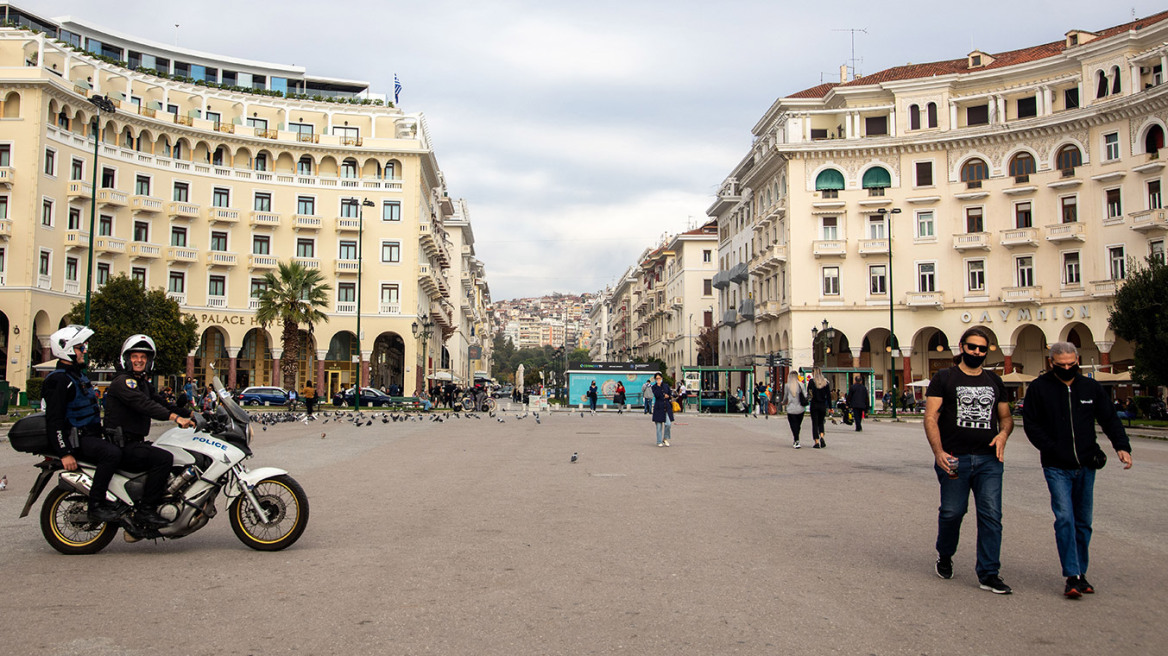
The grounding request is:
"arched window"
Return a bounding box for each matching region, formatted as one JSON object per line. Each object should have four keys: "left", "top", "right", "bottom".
{"left": 909, "top": 104, "right": 921, "bottom": 131}
{"left": 341, "top": 158, "right": 358, "bottom": 178}
{"left": 1097, "top": 70, "right": 1109, "bottom": 98}
{"left": 298, "top": 155, "right": 313, "bottom": 175}
{"left": 1008, "top": 152, "right": 1036, "bottom": 178}
{"left": 927, "top": 102, "right": 938, "bottom": 128}
{"left": 1056, "top": 145, "right": 1082, "bottom": 172}
{"left": 1146, "top": 125, "right": 1165, "bottom": 157}
{"left": 961, "top": 158, "right": 989, "bottom": 184}
{"left": 212, "top": 146, "right": 227, "bottom": 167}
{"left": 862, "top": 166, "right": 891, "bottom": 196}
{"left": 255, "top": 152, "right": 268, "bottom": 171}
{"left": 815, "top": 168, "right": 845, "bottom": 198}
{"left": 1111, "top": 66, "right": 1122, "bottom": 95}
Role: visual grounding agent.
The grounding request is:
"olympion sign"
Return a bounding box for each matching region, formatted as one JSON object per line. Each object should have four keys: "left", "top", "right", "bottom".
{"left": 960, "top": 306, "right": 1090, "bottom": 325}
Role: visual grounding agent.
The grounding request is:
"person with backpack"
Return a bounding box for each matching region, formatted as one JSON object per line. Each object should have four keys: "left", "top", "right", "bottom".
{"left": 808, "top": 368, "right": 832, "bottom": 448}
{"left": 784, "top": 372, "right": 808, "bottom": 449}
{"left": 42, "top": 325, "right": 122, "bottom": 524}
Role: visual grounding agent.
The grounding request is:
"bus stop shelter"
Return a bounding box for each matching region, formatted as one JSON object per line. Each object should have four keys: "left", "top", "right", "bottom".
{"left": 680, "top": 366, "right": 756, "bottom": 413}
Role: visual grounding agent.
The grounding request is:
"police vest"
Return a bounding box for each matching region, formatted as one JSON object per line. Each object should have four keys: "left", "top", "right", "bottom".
{"left": 48, "top": 369, "right": 101, "bottom": 428}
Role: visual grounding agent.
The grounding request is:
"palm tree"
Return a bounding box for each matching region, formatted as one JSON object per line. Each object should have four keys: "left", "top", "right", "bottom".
{"left": 255, "top": 261, "right": 332, "bottom": 390}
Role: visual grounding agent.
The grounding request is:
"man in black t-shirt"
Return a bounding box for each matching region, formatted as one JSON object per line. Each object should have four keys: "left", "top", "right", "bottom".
{"left": 924, "top": 327, "right": 1014, "bottom": 595}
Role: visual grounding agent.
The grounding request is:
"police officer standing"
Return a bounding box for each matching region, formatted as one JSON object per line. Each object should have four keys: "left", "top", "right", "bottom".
{"left": 103, "top": 334, "right": 193, "bottom": 527}
{"left": 42, "top": 325, "right": 123, "bottom": 523}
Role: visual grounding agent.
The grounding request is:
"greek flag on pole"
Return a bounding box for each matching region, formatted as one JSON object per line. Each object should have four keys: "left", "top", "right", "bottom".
{"left": 394, "top": 74, "right": 401, "bottom": 105}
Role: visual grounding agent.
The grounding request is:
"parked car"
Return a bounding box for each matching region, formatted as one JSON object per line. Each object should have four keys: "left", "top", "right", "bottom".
{"left": 238, "top": 386, "right": 290, "bottom": 406}
{"left": 331, "top": 387, "right": 393, "bottom": 407}
{"left": 493, "top": 384, "right": 513, "bottom": 399}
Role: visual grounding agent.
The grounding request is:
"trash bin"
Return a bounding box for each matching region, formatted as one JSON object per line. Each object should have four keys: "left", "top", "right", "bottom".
{"left": 0, "top": 381, "right": 8, "bottom": 414}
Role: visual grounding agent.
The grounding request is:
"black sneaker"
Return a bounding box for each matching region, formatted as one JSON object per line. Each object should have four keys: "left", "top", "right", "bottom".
{"left": 1065, "top": 577, "right": 1083, "bottom": 599}
{"left": 1078, "top": 576, "right": 1094, "bottom": 594}
{"left": 87, "top": 501, "right": 121, "bottom": 524}
{"left": 134, "top": 507, "right": 169, "bottom": 528}
{"left": 979, "top": 575, "right": 1012, "bottom": 594}
{"left": 935, "top": 555, "right": 954, "bottom": 579}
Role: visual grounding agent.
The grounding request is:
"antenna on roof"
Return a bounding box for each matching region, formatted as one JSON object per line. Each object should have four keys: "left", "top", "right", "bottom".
{"left": 833, "top": 28, "right": 867, "bottom": 80}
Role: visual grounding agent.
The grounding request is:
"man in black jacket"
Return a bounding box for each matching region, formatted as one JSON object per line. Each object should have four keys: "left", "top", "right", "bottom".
{"left": 104, "top": 334, "right": 194, "bottom": 527}
{"left": 1023, "top": 341, "right": 1132, "bottom": 599}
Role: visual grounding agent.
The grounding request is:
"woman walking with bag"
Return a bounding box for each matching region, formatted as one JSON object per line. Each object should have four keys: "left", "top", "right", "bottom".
{"left": 784, "top": 372, "right": 808, "bottom": 449}
{"left": 808, "top": 368, "right": 831, "bottom": 448}
{"left": 651, "top": 373, "right": 674, "bottom": 447}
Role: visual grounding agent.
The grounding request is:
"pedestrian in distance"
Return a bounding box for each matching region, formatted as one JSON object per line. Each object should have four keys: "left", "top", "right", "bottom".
{"left": 808, "top": 368, "right": 831, "bottom": 448}
{"left": 614, "top": 381, "right": 626, "bottom": 414}
{"left": 924, "top": 326, "right": 1014, "bottom": 595}
{"left": 302, "top": 380, "right": 317, "bottom": 417}
{"left": 642, "top": 379, "right": 654, "bottom": 415}
{"left": 587, "top": 381, "right": 598, "bottom": 414}
{"left": 651, "top": 373, "right": 674, "bottom": 447}
{"left": 847, "top": 375, "right": 870, "bottom": 431}
{"left": 783, "top": 372, "right": 807, "bottom": 449}
{"left": 1022, "top": 341, "right": 1133, "bottom": 599}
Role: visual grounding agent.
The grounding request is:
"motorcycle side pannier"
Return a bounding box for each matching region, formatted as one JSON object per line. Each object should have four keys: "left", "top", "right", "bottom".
{"left": 7, "top": 412, "right": 54, "bottom": 455}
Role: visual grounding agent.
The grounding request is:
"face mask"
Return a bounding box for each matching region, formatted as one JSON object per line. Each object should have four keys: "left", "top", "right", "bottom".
{"left": 1053, "top": 365, "right": 1079, "bottom": 382}
{"left": 960, "top": 351, "right": 987, "bottom": 369}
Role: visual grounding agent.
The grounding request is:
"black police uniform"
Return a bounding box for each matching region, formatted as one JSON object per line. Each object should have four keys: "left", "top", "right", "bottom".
{"left": 43, "top": 361, "right": 122, "bottom": 513}
{"left": 103, "top": 369, "right": 189, "bottom": 511}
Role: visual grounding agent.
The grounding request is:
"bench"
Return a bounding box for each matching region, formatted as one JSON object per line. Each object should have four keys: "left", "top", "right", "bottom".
{"left": 386, "top": 396, "right": 426, "bottom": 411}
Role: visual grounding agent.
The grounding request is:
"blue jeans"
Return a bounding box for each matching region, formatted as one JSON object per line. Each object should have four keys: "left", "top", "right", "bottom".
{"left": 655, "top": 416, "right": 671, "bottom": 444}
{"left": 1043, "top": 466, "right": 1095, "bottom": 577}
{"left": 935, "top": 454, "right": 1004, "bottom": 580}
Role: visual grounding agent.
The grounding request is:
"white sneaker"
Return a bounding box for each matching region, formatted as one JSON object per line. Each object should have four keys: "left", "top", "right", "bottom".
{"left": 663, "top": 439, "right": 670, "bottom": 447}
{"left": 657, "top": 442, "right": 665, "bottom": 447}
{"left": 793, "top": 441, "right": 801, "bottom": 449}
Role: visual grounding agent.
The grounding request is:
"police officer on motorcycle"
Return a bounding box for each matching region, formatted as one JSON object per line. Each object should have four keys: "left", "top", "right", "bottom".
{"left": 103, "top": 334, "right": 194, "bottom": 527}
{"left": 42, "top": 325, "right": 123, "bottom": 523}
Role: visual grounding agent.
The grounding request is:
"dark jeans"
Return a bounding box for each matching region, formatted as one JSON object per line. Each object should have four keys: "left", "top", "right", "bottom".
{"left": 77, "top": 433, "right": 121, "bottom": 504}
{"left": 935, "top": 454, "right": 1004, "bottom": 580}
{"left": 305, "top": 397, "right": 316, "bottom": 415}
{"left": 121, "top": 440, "right": 174, "bottom": 507}
{"left": 787, "top": 412, "right": 804, "bottom": 441}
{"left": 809, "top": 404, "right": 827, "bottom": 439}
{"left": 852, "top": 407, "right": 865, "bottom": 431}
{"left": 1043, "top": 466, "right": 1095, "bottom": 577}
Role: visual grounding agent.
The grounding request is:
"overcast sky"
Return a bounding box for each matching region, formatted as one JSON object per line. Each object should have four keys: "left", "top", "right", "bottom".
{"left": 36, "top": 1, "right": 1163, "bottom": 300}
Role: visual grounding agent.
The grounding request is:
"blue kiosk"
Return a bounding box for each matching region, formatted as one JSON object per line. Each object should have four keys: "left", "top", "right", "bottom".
{"left": 566, "top": 362, "right": 660, "bottom": 410}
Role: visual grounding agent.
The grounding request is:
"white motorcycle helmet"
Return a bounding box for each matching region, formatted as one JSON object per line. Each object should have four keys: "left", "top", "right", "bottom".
{"left": 120, "top": 334, "right": 157, "bottom": 373}
{"left": 49, "top": 324, "right": 95, "bottom": 363}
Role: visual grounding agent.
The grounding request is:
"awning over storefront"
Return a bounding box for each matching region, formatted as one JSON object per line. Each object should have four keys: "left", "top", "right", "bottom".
{"left": 815, "top": 168, "right": 845, "bottom": 190}
{"left": 862, "top": 166, "right": 891, "bottom": 189}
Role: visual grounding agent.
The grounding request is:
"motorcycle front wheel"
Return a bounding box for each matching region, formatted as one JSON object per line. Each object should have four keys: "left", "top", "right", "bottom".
{"left": 40, "top": 488, "right": 118, "bottom": 555}
{"left": 229, "top": 474, "right": 309, "bottom": 551}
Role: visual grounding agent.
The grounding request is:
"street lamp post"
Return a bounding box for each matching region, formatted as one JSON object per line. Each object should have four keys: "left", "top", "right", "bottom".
{"left": 348, "top": 198, "right": 375, "bottom": 409}
{"left": 84, "top": 95, "right": 116, "bottom": 326}
{"left": 412, "top": 315, "right": 434, "bottom": 396}
{"left": 877, "top": 207, "right": 902, "bottom": 421}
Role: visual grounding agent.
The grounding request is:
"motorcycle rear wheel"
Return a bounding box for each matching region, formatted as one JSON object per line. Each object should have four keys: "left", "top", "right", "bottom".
{"left": 229, "top": 474, "right": 309, "bottom": 551}
{"left": 40, "top": 488, "right": 118, "bottom": 555}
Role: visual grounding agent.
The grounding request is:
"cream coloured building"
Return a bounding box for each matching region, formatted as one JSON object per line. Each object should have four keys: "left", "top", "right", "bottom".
{"left": 710, "top": 11, "right": 1168, "bottom": 394}
{"left": 0, "top": 6, "right": 491, "bottom": 397}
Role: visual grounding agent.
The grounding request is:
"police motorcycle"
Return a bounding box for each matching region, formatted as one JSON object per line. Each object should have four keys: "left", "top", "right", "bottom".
{"left": 11, "top": 375, "right": 309, "bottom": 554}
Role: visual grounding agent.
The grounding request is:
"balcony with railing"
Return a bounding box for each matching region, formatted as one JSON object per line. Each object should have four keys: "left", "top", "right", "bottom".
{"left": 249, "top": 254, "right": 279, "bottom": 269}
{"left": 64, "top": 280, "right": 80, "bottom": 295}
{"left": 1090, "top": 279, "right": 1118, "bottom": 297}
{"left": 812, "top": 240, "right": 847, "bottom": 257}
{"left": 128, "top": 242, "right": 161, "bottom": 259}
{"left": 93, "top": 236, "right": 126, "bottom": 254}
{"left": 131, "top": 195, "right": 164, "bottom": 213}
{"left": 952, "top": 233, "right": 991, "bottom": 251}
{"left": 1044, "top": 222, "right": 1086, "bottom": 242}
{"left": 166, "top": 291, "right": 186, "bottom": 305}
{"left": 738, "top": 298, "right": 756, "bottom": 320}
{"left": 0, "top": 218, "right": 9, "bottom": 238}
{"left": 293, "top": 215, "right": 322, "bottom": 231}
{"left": 1130, "top": 208, "right": 1168, "bottom": 232}
{"left": 335, "top": 259, "right": 360, "bottom": 275}
{"left": 335, "top": 217, "right": 362, "bottom": 232}
{"left": 0, "top": 166, "right": 13, "bottom": 187}
{"left": 905, "top": 291, "right": 945, "bottom": 308}
{"left": 96, "top": 189, "right": 128, "bottom": 207}
{"left": 249, "top": 211, "right": 281, "bottom": 228}
{"left": 722, "top": 309, "right": 738, "bottom": 324}
{"left": 292, "top": 257, "right": 320, "bottom": 269}
{"left": 999, "top": 228, "right": 1038, "bottom": 248}
{"left": 205, "top": 207, "right": 241, "bottom": 224}
{"left": 67, "top": 181, "right": 92, "bottom": 200}
{"left": 168, "top": 202, "right": 201, "bottom": 220}
{"left": 166, "top": 246, "right": 199, "bottom": 263}
{"left": 756, "top": 300, "right": 783, "bottom": 319}
{"left": 64, "top": 229, "right": 88, "bottom": 250}
{"left": 335, "top": 301, "right": 357, "bottom": 314}
{"left": 206, "top": 295, "right": 228, "bottom": 308}
{"left": 858, "top": 238, "right": 889, "bottom": 256}
{"left": 205, "top": 251, "right": 239, "bottom": 267}
{"left": 1000, "top": 286, "right": 1042, "bottom": 304}
{"left": 712, "top": 270, "right": 731, "bottom": 289}
{"left": 729, "top": 262, "right": 749, "bottom": 283}
{"left": 379, "top": 302, "right": 402, "bottom": 315}
{"left": 248, "top": 297, "right": 262, "bottom": 310}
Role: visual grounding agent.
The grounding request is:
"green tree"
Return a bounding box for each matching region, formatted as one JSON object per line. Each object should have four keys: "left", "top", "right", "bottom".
{"left": 1108, "top": 255, "right": 1168, "bottom": 387}
{"left": 67, "top": 275, "right": 198, "bottom": 375}
{"left": 254, "top": 261, "right": 332, "bottom": 390}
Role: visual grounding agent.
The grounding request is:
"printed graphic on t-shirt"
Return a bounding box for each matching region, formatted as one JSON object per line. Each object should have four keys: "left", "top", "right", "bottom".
{"left": 956, "top": 385, "right": 995, "bottom": 430}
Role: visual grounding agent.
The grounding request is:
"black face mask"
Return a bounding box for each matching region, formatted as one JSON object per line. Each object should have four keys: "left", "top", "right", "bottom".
{"left": 960, "top": 351, "right": 987, "bottom": 369}
{"left": 1053, "top": 365, "right": 1079, "bottom": 382}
